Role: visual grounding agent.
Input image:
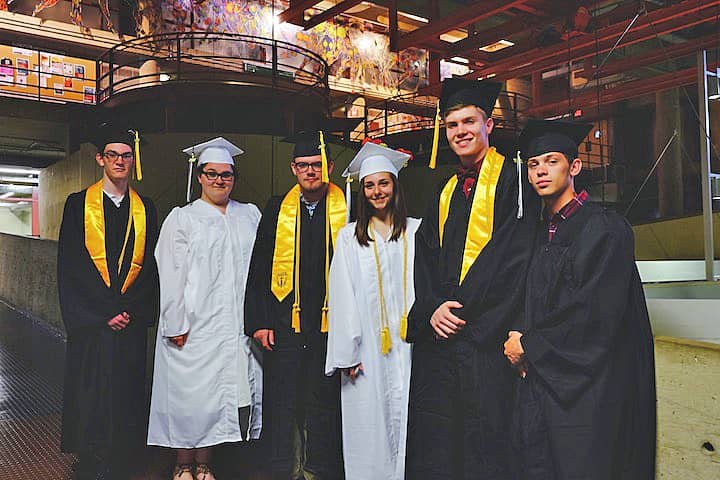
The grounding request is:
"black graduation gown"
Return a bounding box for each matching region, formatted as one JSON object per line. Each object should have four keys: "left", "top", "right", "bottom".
{"left": 405, "top": 158, "right": 539, "bottom": 480}
{"left": 57, "top": 191, "right": 159, "bottom": 458}
{"left": 513, "top": 202, "right": 656, "bottom": 480}
{"left": 244, "top": 194, "right": 343, "bottom": 478}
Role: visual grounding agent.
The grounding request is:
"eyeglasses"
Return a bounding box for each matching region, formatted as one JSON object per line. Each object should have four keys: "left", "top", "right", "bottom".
{"left": 293, "top": 161, "right": 323, "bottom": 172}
{"left": 201, "top": 170, "right": 235, "bottom": 181}
{"left": 103, "top": 150, "right": 134, "bottom": 161}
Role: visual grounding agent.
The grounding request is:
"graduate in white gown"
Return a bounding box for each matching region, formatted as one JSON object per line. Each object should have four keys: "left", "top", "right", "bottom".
{"left": 148, "top": 138, "right": 262, "bottom": 480}
{"left": 325, "top": 141, "right": 420, "bottom": 480}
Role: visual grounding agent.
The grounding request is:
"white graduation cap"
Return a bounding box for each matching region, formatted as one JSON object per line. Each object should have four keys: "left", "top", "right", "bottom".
{"left": 182, "top": 137, "right": 244, "bottom": 202}
{"left": 183, "top": 137, "right": 243, "bottom": 166}
{"left": 341, "top": 142, "right": 411, "bottom": 220}
{"left": 342, "top": 142, "right": 410, "bottom": 181}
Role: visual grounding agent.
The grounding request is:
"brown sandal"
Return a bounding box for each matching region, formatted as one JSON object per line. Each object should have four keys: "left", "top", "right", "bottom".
{"left": 194, "top": 463, "right": 216, "bottom": 480}
{"left": 172, "top": 463, "right": 194, "bottom": 480}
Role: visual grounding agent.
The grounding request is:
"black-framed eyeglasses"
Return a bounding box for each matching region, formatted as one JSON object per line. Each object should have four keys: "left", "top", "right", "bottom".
{"left": 201, "top": 170, "right": 235, "bottom": 181}
{"left": 103, "top": 150, "right": 134, "bottom": 161}
{"left": 293, "top": 161, "right": 323, "bottom": 172}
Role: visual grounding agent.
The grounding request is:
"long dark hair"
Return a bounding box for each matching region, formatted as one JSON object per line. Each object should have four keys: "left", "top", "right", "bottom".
{"left": 354, "top": 173, "right": 408, "bottom": 247}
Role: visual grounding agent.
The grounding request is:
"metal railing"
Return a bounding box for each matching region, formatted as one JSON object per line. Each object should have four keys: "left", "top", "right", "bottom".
{"left": 360, "top": 90, "right": 533, "bottom": 140}
{"left": 96, "top": 32, "right": 329, "bottom": 104}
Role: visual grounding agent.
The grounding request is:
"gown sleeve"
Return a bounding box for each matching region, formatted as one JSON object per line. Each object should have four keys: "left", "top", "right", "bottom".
{"left": 406, "top": 186, "right": 446, "bottom": 343}
{"left": 154, "top": 207, "right": 191, "bottom": 338}
{"left": 57, "top": 193, "right": 115, "bottom": 332}
{"left": 325, "top": 227, "right": 364, "bottom": 375}
{"left": 244, "top": 197, "right": 280, "bottom": 336}
{"left": 126, "top": 197, "right": 160, "bottom": 327}
{"left": 521, "top": 213, "right": 635, "bottom": 405}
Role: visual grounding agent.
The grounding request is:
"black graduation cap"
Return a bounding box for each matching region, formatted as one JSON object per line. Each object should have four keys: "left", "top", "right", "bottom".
{"left": 439, "top": 78, "right": 502, "bottom": 117}
{"left": 91, "top": 122, "right": 146, "bottom": 180}
{"left": 519, "top": 119, "right": 593, "bottom": 161}
{"left": 283, "top": 115, "right": 363, "bottom": 159}
{"left": 91, "top": 123, "right": 145, "bottom": 151}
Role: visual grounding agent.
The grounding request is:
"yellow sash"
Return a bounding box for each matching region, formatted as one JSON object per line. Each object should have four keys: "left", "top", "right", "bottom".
{"left": 84, "top": 180, "right": 147, "bottom": 294}
{"left": 438, "top": 147, "right": 505, "bottom": 284}
{"left": 271, "top": 183, "right": 346, "bottom": 332}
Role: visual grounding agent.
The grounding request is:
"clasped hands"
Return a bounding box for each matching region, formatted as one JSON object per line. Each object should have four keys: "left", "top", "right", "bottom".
{"left": 504, "top": 330, "right": 527, "bottom": 378}
{"left": 107, "top": 311, "right": 130, "bottom": 331}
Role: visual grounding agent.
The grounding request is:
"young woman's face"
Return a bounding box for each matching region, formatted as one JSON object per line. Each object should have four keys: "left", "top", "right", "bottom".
{"left": 362, "top": 171, "right": 395, "bottom": 214}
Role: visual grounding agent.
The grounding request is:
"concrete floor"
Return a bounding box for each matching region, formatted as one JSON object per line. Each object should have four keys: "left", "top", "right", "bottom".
{"left": 0, "top": 302, "right": 266, "bottom": 480}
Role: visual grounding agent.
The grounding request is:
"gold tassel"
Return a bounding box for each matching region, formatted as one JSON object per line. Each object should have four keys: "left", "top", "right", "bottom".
{"left": 320, "top": 130, "right": 329, "bottom": 183}
{"left": 132, "top": 130, "right": 142, "bottom": 181}
{"left": 321, "top": 306, "right": 329, "bottom": 333}
{"left": 400, "top": 314, "right": 408, "bottom": 341}
{"left": 429, "top": 101, "right": 440, "bottom": 169}
{"left": 381, "top": 326, "right": 392, "bottom": 355}
{"left": 292, "top": 303, "right": 301, "bottom": 333}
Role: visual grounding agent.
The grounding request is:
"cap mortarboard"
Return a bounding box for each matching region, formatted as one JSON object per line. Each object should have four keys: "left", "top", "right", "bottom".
{"left": 92, "top": 123, "right": 143, "bottom": 151}
{"left": 439, "top": 78, "right": 502, "bottom": 117}
{"left": 182, "top": 137, "right": 243, "bottom": 165}
{"left": 342, "top": 142, "right": 410, "bottom": 181}
{"left": 519, "top": 119, "right": 593, "bottom": 160}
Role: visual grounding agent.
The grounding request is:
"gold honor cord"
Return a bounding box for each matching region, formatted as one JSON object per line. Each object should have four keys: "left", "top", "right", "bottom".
{"left": 132, "top": 130, "right": 142, "bottom": 181}
{"left": 369, "top": 226, "right": 408, "bottom": 355}
{"left": 84, "top": 180, "right": 146, "bottom": 293}
{"left": 437, "top": 147, "right": 505, "bottom": 284}
{"left": 429, "top": 101, "right": 440, "bottom": 169}
{"left": 271, "top": 183, "right": 347, "bottom": 333}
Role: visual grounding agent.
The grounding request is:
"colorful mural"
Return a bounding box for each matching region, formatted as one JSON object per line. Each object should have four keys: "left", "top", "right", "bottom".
{"left": 157, "top": 0, "right": 428, "bottom": 93}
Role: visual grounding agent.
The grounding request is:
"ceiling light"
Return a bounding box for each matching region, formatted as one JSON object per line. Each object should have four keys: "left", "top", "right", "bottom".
{"left": 0, "top": 176, "right": 38, "bottom": 184}
{"left": 399, "top": 12, "right": 429, "bottom": 23}
{"left": 159, "top": 73, "right": 170, "bottom": 82}
{"left": 0, "top": 167, "right": 41, "bottom": 176}
{"left": 479, "top": 39, "right": 515, "bottom": 53}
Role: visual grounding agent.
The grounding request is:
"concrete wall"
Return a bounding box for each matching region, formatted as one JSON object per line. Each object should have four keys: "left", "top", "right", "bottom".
{"left": 39, "top": 133, "right": 455, "bottom": 240}
{"left": 654, "top": 337, "right": 720, "bottom": 479}
{"left": 0, "top": 233, "right": 61, "bottom": 330}
{"left": 632, "top": 213, "right": 720, "bottom": 261}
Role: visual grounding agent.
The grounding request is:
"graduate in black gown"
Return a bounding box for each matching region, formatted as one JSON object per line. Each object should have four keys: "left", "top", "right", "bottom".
{"left": 504, "top": 119, "right": 656, "bottom": 480}
{"left": 57, "top": 126, "right": 159, "bottom": 480}
{"left": 244, "top": 131, "right": 346, "bottom": 480}
{"left": 404, "top": 79, "right": 539, "bottom": 480}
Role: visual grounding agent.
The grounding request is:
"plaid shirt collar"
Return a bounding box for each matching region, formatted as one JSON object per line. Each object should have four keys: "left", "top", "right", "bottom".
{"left": 544, "top": 190, "right": 589, "bottom": 241}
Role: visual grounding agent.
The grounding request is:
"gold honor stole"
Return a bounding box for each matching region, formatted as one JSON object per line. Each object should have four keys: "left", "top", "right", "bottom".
{"left": 438, "top": 147, "right": 505, "bottom": 285}
{"left": 84, "top": 180, "right": 147, "bottom": 294}
{"left": 271, "top": 183, "right": 346, "bottom": 333}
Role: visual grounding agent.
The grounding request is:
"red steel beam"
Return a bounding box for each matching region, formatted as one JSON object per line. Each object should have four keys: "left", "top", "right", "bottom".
{"left": 467, "top": 0, "right": 720, "bottom": 80}
{"left": 304, "top": 0, "right": 363, "bottom": 30}
{"left": 396, "top": 0, "right": 528, "bottom": 51}
{"left": 490, "top": 11, "right": 718, "bottom": 82}
{"left": 578, "top": 33, "right": 720, "bottom": 79}
{"left": 447, "top": 1, "right": 623, "bottom": 59}
{"left": 526, "top": 60, "right": 719, "bottom": 118}
{"left": 277, "top": 0, "right": 321, "bottom": 25}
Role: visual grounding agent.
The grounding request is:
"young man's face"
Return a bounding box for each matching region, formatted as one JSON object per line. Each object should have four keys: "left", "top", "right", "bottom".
{"left": 197, "top": 162, "right": 235, "bottom": 205}
{"left": 96, "top": 142, "right": 134, "bottom": 182}
{"left": 527, "top": 151, "right": 582, "bottom": 199}
{"left": 444, "top": 105, "right": 494, "bottom": 166}
{"left": 291, "top": 155, "right": 334, "bottom": 193}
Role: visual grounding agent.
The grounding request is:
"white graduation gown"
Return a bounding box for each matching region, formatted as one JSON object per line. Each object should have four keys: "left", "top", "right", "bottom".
{"left": 148, "top": 199, "right": 263, "bottom": 448}
{"left": 325, "top": 218, "right": 420, "bottom": 480}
